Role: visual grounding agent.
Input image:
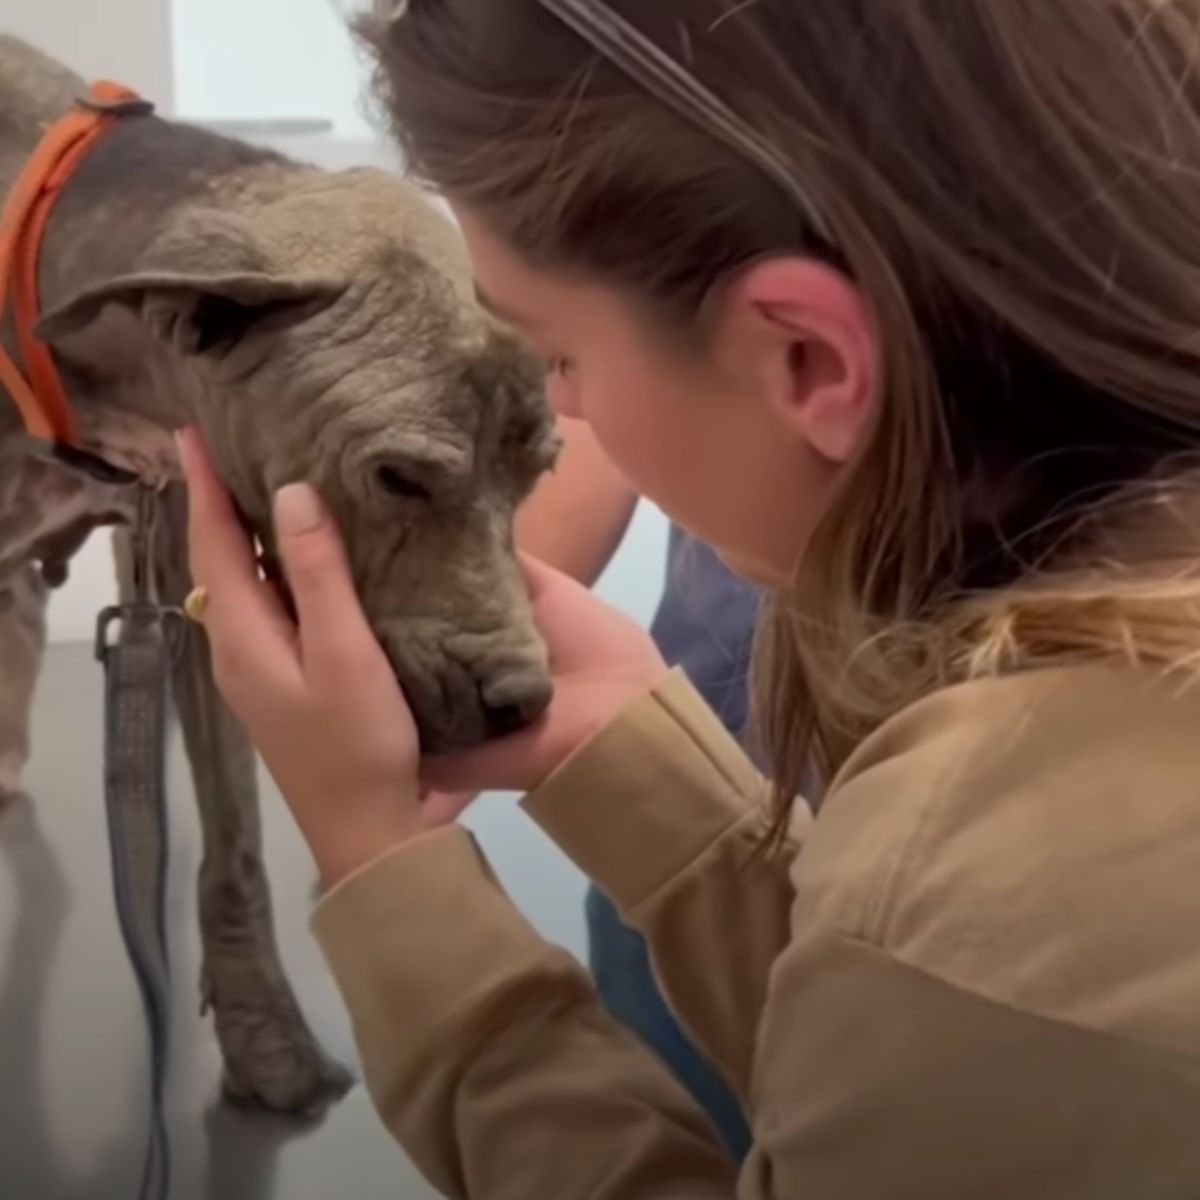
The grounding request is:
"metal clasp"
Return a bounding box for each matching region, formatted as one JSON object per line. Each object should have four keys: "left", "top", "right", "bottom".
{"left": 94, "top": 485, "right": 186, "bottom": 662}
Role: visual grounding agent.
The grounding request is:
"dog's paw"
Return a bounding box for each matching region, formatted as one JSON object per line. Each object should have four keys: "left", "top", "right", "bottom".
{"left": 211, "top": 986, "right": 354, "bottom": 1116}
{"left": 220, "top": 1016, "right": 354, "bottom": 1116}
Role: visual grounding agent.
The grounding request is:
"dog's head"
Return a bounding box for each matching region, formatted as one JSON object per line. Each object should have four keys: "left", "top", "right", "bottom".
{"left": 40, "top": 170, "right": 559, "bottom": 752}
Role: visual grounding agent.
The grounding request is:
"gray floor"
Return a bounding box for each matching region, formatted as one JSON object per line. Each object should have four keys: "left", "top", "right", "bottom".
{"left": 0, "top": 643, "right": 590, "bottom": 1200}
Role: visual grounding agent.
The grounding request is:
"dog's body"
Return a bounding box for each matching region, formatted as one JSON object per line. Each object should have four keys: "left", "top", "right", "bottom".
{"left": 0, "top": 35, "right": 557, "bottom": 1113}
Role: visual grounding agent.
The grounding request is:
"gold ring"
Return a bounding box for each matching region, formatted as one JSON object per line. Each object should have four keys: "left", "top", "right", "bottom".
{"left": 184, "top": 586, "right": 210, "bottom": 623}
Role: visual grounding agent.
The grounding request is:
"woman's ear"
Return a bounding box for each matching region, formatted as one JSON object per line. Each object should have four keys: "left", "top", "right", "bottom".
{"left": 713, "top": 258, "right": 876, "bottom": 464}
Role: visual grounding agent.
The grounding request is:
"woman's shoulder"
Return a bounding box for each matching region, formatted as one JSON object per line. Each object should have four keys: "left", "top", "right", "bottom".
{"left": 799, "top": 664, "right": 1200, "bottom": 1057}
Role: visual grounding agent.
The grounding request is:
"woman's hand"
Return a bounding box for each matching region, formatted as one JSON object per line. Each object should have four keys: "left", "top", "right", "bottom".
{"left": 178, "top": 429, "right": 461, "bottom": 888}
{"left": 421, "top": 557, "right": 669, "bottom": 798}
{"left": 179, "top": 426, "right": 671, "bottom": 880}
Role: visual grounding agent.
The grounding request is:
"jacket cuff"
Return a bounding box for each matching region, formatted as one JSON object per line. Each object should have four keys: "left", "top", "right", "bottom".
{"left": 523, "top": 668, "right": 765, "bottom": 912}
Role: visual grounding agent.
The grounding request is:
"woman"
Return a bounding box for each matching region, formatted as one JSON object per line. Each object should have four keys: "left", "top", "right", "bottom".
{"left": 179, "top": 2, "right": 1200, "bottom": 1196}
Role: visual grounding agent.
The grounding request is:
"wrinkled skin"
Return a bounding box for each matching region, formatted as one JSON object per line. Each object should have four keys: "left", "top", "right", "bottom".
{"left": 0, "top": 35, "right": 557, "bottom": 1116}
{"left": 40, "top": 172, "right": 561, "bottom": 752}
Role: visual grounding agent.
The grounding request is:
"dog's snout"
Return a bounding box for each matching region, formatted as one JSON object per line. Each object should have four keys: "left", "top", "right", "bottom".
{"left": 480, "top": 668, "right": 553, "bottom": 738}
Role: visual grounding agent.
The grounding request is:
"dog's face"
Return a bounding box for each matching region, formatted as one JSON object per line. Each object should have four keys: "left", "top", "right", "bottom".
{"left": 40, "top": 171, "right": 559, "bottom": 752}
{"left": 219, "top": 268, "right": 561, "bottom": 753}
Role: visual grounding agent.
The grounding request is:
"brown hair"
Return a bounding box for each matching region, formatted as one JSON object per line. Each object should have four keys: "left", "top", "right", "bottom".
{"left": 356, "top": 0, "right": 1200, "bottom": 821}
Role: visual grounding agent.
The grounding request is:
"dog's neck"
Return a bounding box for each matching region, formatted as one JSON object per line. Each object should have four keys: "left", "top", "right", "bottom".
{"left": 8, "top": 115, "right": 288, "bottom": 482}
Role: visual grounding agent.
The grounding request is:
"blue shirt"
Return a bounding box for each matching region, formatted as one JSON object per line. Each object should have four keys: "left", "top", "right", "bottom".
{"left": 648, "top": 525, "right": 759, "bottom": 741}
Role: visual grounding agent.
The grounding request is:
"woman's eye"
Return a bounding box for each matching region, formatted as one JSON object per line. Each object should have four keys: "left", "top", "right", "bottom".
{"left": 546, "top": 357, "right": 573, "bottom": 379}
{"left": 376, "top": 464, "right": 432, "bottom": 501}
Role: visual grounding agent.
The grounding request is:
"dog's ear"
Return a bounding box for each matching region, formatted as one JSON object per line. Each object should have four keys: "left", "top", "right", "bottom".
{"left": 37, "top": 208, "right": 344, "bottom": 353}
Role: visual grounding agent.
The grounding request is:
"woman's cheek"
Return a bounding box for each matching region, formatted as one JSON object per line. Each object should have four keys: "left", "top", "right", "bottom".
{"left": 546, "top": 372, "right": 583, "bottom": 418}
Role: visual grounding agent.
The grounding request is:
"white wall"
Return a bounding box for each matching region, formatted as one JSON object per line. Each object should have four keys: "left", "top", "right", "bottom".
{"left": 170, "top": 0, "right": 375, "bottom": 136}
{"left": 4, "top": 0, "right": 176, "bottom": 111}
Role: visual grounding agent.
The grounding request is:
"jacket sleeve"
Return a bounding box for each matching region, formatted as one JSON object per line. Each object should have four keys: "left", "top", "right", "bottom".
{"left": 310, "top": 669, "right": 803, "bottom": 1199}
{"left": 522, "top": 668, "right": 810, "bottom": 1099}
{"left": 313, "top": 826, "right": 739, "bottom": 1199}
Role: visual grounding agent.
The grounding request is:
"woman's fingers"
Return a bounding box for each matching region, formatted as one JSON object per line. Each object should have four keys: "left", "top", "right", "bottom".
{"left": 175, "top": 429, "right": 430, "bottom": 884}
{"left": 177, "top": 427, "right": 300, "bottom": 685}
{"left": 272, "top": 484, "right": 387, "bottom": 686}
{"left": 178, "top": 428, "right": 259, "bottom": 586}
{"left": 419, "top": 789, "right": 479, "bottom": 826}
{"left": 179, "top": 429, "right": 389, "bottom": 707}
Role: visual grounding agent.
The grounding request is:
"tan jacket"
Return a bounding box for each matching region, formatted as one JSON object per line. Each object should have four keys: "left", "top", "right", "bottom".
{"left": 313, "top": 664, "right": 1200, "bottom": 1198}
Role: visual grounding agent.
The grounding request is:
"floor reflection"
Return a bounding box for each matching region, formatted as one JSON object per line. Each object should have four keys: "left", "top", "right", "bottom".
{"left": 0, "top": 645, "right": 439, "bottom": 1200}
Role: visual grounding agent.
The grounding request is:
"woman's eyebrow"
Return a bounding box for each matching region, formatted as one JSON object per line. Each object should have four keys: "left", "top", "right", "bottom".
{"left": 473, "top": 282, "right": 543, "bottom": 330}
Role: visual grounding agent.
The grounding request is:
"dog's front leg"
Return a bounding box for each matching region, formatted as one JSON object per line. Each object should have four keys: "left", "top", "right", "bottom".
{"left": 0, "top": 563, "right": 48, "bottom": 801}
{"left": 115, "top": 487, "right": 352, "bottom": 1115}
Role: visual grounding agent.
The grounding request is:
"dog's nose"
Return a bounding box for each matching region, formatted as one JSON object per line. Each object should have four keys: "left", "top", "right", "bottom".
{"left": 480, "top": 668, "right": 553, "bottom": 738}
{"left": 484, "top": 701, "right": 533, "bottom": 737}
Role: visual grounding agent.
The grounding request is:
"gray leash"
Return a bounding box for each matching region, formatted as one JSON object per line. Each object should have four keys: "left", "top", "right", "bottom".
{"left": 94, "top": 486, "right": 183, "bottom": 1200}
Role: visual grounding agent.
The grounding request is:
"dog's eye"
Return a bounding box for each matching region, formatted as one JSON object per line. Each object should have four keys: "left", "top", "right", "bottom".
{"left": 376, "top": 464, "right": 432, "bottom": 502}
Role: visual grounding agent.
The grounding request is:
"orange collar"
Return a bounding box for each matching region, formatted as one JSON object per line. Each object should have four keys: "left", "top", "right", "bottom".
{"left": 0, "top": 80, "right": 153, "bottom": 449}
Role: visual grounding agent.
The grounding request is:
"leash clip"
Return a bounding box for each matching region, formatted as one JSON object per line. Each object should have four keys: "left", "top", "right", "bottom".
{"left": 94, "top": 485, "right": 186, "bottom": 663}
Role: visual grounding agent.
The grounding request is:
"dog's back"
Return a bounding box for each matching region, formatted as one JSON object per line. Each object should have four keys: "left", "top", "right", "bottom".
{"left": 0, "top": 36, "right": 85, "bottom": 178}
